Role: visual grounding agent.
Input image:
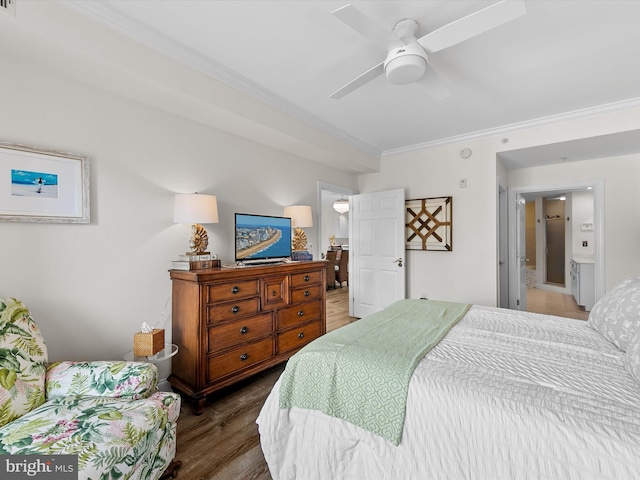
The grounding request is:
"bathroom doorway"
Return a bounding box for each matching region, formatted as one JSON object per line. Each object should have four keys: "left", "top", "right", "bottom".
{"left": 544, "top": 196, "right": 566, "bottom": 287}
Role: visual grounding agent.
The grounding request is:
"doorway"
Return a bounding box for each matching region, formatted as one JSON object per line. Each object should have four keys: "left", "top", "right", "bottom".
{"left": 317, "top": 181, "right": 357, "bottom": 319}
{"left": 524, "top": 196, "right": 569, "bottom": 291}
{"left": 317, "top": 181, "right": 356, "bottom": 255}
{"left": 505, "top": 180, "right": 605, "bottom": 312}
{"left": 544, "top": 196, "right": 566, "bottom": 287}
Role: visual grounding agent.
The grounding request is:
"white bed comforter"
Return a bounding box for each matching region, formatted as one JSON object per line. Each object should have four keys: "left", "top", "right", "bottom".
{"left": 257, "top": 305, "right": 640, "bottom": 480}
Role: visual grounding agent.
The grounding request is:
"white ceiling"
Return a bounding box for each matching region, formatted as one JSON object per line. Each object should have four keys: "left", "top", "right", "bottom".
{"left": 55, "top": 0, "right": 640, "bottom": 168}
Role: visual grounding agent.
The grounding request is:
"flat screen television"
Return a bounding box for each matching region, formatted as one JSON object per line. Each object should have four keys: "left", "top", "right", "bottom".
{"left": 235, "top": 213, "right": 292, "bottom": 264}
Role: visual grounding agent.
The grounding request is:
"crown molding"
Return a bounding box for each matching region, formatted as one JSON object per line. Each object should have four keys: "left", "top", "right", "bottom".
{"left": 381, "top": 97, "right": 640, "bottom": 158}
{"left": 56, "top": 0, "right": 381, "bottom": 159}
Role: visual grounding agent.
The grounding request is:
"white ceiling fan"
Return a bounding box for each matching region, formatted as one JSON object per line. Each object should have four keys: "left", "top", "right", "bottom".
{"left": 329, "top": 0, "right": 527, "bottom": 100}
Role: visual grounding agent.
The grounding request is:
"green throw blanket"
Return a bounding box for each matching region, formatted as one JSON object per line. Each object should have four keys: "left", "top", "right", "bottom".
{"left": 279, "top": 299, "right": 470, "bottom": 445}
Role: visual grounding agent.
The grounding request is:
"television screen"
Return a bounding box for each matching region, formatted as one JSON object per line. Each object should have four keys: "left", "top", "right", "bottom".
{"left": 235, "top": 213, "right": 292, "bottom": 263}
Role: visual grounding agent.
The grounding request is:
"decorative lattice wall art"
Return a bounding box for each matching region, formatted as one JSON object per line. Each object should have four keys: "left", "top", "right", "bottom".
{"left": 405, "top": 196, "right": 453, "bottom": 251}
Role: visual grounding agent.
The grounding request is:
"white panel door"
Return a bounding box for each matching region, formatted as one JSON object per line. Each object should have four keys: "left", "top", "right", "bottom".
{"left": 352, "top": 189, "right": 406, "bottom": 318}
{"left": 510, "top": 193, "right": 527, "bottom": 310}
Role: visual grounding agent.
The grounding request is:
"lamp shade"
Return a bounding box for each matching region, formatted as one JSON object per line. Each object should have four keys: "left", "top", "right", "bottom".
{"left": 174, "top": 193, "right": 219, "bottom": 224}
{"left": 283, "top": 205, "right": 313, "bottom": 228}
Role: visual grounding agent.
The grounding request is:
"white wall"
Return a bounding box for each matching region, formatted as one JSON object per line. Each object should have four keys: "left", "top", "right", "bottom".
{"left": 571, "top": 189, "right": 595, "bottom": 257}
{"left": 359, "top": 139, "right": 502, "bottom": 306}
{"left": 360, "top": 110, "right": 640, "bottom": 306}
{"left": 0, "top": 52, "right": 357, "bottom": 364}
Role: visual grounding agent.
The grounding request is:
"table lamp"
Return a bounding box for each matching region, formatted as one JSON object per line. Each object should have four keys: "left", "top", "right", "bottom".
{"left": 174, "top": 193, "right": 219, "bottom": 255}
{"left": 284, "top": 205, "right": 313, "bottom": 251}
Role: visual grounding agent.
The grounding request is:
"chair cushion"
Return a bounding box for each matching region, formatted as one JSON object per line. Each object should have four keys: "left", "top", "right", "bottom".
{"left": 0, "top": 298, "right": 48, "bottom": 428}
{"left": 46, "top": 361, "right": 159, "bottom": 401}
{"left": 587, "top": 277, "right": 640, "bottom": 351}
{"left": 0, "top": 392, "right": 180, "bottom": 480}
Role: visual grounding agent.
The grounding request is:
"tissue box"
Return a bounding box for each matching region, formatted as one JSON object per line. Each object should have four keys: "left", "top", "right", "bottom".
{"left": 133, "top": 329, "right": 165, "bottom": 356}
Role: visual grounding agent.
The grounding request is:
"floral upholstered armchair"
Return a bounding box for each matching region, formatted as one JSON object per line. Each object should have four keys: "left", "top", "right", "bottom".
{"left": 0, "top": 297, "right": 181, "bottom": 480}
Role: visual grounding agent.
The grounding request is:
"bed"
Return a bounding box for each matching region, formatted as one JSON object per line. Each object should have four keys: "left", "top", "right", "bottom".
{"left": 257, "top": 277, "right": 640, "bottom": 480}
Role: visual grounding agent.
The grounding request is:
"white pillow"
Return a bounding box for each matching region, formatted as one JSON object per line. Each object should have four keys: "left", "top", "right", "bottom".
{"left": 587, "top": 276, "right": 640, "bottom": 351}
{"left": 626, "top": 328, "right": 640, "bottom": 383}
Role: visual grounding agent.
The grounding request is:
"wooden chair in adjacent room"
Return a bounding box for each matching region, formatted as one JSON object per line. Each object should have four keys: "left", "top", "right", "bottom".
{"left": 325, "top": 249, "right": 338, "bottom": 289}
{"left": 336, "top": 248, "right": 349, "bottom": 288}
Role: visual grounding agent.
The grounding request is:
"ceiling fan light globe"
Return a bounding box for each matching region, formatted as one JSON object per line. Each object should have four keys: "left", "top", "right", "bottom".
{"left": 385, "top": 54, "right": 426, "bottom": 85}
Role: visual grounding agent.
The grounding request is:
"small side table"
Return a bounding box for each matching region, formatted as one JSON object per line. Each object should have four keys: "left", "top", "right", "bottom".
{"left": 124, "top": 343, "right": 179, "bottom": 363}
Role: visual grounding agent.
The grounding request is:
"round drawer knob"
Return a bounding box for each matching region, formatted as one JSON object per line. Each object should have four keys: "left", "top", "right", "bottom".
{"left": 297, "top": 310, "right": 304, "bottom": 317}
{"left": 240, "top": 326, "right": 248, "bottom": 334}
{"left": 298, "top": 332, "right": 305, "bottom": 339}
{"left": 231, "top": 286, "right": 239, "bottom": 294}
{"left": 304, "top": 290, "right": 310, "bottom": 297}
{"left": 232, "top": 306, "right": 240, "bottom": 313}
{"left": 240, "top": 353, "right": 248, "bottom": 361}
{"left": 271, "top": 290, "right": 277, "bottom": 296}
{"left": 303, "top": 275, "right": 310, "bottom": 282}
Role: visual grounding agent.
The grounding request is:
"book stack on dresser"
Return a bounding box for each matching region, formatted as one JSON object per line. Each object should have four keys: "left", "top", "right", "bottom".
{"left": 170, "top": 254, "right": 221, "bottom": 271}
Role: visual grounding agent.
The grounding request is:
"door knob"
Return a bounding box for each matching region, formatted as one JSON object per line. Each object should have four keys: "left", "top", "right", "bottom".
{"left": 393, "top": 257, "right": 403, "bottom": 267}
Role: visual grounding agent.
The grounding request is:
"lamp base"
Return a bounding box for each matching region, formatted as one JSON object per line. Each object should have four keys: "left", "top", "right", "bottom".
{"left": 189, "top": 223, "right": 210, "bottom": 256}
{"left": 292, "top": 228, "right": 307, "bottom": 251}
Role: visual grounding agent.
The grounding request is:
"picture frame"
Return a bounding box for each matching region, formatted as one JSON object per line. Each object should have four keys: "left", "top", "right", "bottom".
{"left": 0, "top": 142, "right": 90, "bottom": 223}
{"left": 406, "top": 196, "right": 453, "bottom": 251}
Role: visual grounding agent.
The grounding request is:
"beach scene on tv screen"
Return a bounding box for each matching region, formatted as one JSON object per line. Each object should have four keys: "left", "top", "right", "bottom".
{"left": 236, "top": 215, "right": 291, "bottom": 260}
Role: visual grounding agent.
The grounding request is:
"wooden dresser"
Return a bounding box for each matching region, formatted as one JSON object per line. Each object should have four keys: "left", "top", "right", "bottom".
{"left": 168, "top": 261, "right": 327, "bottom": 414}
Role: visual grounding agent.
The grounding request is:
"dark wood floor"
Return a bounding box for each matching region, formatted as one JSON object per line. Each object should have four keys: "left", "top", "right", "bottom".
{"left": 172, "top": 287, "right": 355, "bottom": 480}
{"left": 172, "top": 364, "right": 280, "bottom": 480}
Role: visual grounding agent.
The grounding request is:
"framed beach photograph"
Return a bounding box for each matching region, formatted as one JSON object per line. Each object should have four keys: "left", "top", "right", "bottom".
{"left": 0, "top": 142, "right": 90, "bottom": 223}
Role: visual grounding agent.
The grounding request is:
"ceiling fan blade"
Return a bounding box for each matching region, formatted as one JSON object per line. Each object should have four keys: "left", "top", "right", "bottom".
{"left": 332, "top": 4, "right": 401, "bottom": 50}
{"left": 420, "top": 63, "right": 451, "bottom": 102}
{"left": 418, "top": 0, "right": 526, "bottom": 54}
{"left": 329, "top": 61, "right": 385, "bottom": 99}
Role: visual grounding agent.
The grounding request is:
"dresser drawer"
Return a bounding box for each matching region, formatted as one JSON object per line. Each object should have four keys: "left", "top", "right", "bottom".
{"left": 207, "top": 313, "right": 273, "bottom": 354}
{"left": 277, "top": 320, "right": 322, "bottom": 354}
{"left": 290, "top": 284, "right": 322, "bottom": 303}
{"left": 207, "top": 279, "right": 259, "bottom": 303}
{"left": 290, "top": 270, "right": 322, "bottom": 288}
{"left": 206, "top": 297, "right": 260, "bottom": 324}
{"left": 261, "top": 275, "right": 289, "bottom": 310}
{"left": 277, "top": 300, "right": 322, "bottom": 330}
{"left": 207, "top": 337, "right": 273, "bottom": 383}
